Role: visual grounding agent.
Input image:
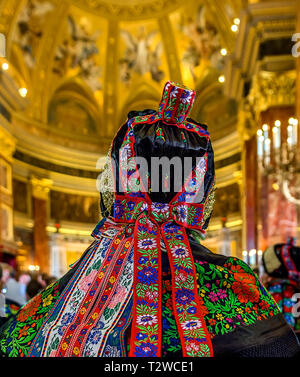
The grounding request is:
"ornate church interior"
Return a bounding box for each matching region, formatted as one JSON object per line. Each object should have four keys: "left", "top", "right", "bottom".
{"left": 0, "top": 0, "right": 299, "bottom": 280}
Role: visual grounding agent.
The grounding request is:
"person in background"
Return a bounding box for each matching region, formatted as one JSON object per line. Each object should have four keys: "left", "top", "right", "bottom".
{"left": 263, "top": 237, "right": 300, "bottom": 340}
{"left": 18, "top": 273, "right": 31, "bottom": 303}
{"left": 37, "top": 273, "right": 48, "bottom": 289}
{"left": 0, "top": 265, "right": 6, "bottom": 324}
{"left": 26, "top": 279, "right": 43, "bottom": 301}
{"left": 44, "top": 275, "right": 57, "bottom": 286}
{"left": 0, "top": 265, "right": 3, "bottom": 293}
{"left": 0, "top": 264, "right": 25, "bottom": 318}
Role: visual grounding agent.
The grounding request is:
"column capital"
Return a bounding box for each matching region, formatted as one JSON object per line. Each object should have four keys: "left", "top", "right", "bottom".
{"left": 30, "top": 176, "right": 53, "bottom": 200}
{"left": 248, "top": 70, "right": 296, "bottom": 113}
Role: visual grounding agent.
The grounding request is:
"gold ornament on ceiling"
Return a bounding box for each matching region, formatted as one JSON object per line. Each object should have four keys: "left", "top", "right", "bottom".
{"left": 69, "top": 0, "right": 190, "bottom": 20}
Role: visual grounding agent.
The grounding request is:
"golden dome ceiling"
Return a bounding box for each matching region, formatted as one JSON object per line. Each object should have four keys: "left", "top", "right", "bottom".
{"left": 0, "top": 0, "right": 244, "bottom": 157}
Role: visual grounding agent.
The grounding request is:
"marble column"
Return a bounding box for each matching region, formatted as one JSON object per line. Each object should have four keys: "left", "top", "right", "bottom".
{"left": 31, "top": 177, "right": 52, "bottom": 274}
{"left": 243, "top": 135, "right": 258, "bottom": 259}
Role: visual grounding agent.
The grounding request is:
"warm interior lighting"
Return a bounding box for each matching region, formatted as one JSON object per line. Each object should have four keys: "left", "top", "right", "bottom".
{"left": 272, "top": 183, "right": 280, "bottom": 191}
{"left": 289, "top": 117, "right": 298, "bottom": 126}
{"left": 2, "top": 62, "right": 8, "bottom": 71}
{"left": 218, "top": 75, "right": 225, "bottom": 83}
{"left": 231, "top": 24, "right": 238, "bottom": 32}
{"left": 249, "top": 249, "right": 256, "bottom": 256}
{"left": 274, "top": 120, "right": 281, "bottom": 127}
{"left": 262, "top": 124, "right": 268, "bottom": 131}
{"left": 257, "top": 129, "right": 263, "bottom": 136}
{"left": 28, "top": 265, "right": 40, "bottom": 271}
{"left": 220, "top": 48, "right": 227, "bottom": 56}
{"left": 233, "top": 18, "right": 240, "bottom": 25}
{"left": 19, "top": 87, "right": 27, "bottom": 97}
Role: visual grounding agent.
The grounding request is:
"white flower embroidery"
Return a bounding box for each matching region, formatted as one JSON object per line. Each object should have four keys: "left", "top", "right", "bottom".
{"left": 120, "top": 144, "right": 132, "bottom": 163}
{"left": 145, "top": 291, "right": 159, "bottom": 300}
{"left": 175, "top": 205, "right": 188, "bottom": 223}
{"left": 151, "top": 202, "right": 169, "bottom": 214}
{"left": 137, "top": 314, "right": 158, "bottom": 326}
{"left": 137, "top": 238, "right": 157, "bottom": 250}
{"left": 170, "top": 87, "right": 180, "bottom": 98}
{"left": 186, "top": 343, "right": 200, "bottom": 352}
{"left": 181, "top": 319, "right": 202, "bottom": 331}
{"left": 175, "top": 272, "right": 187, "bottom": 282}
{"left": 171, "top": 245, "right": 189, "bottom": 259}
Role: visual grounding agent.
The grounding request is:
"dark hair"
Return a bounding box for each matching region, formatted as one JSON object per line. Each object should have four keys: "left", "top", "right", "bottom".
{"left": 26, "top": 279, "right": 43, "bottom": 299}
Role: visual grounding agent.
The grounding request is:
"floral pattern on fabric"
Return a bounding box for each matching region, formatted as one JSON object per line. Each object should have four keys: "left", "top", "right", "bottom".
{"left": 161, "top": 270, "right": 182, "bottom": 356}
{"left": 113, "top": 195, "right": 206, "bottom": 230}
{"left": 267, "top": 280, "right": 300, "bottom": 330}
{"left": 162, "top": 223, "right": 212, "bottom": 357}
{"left": 158, "top": 81, "right": 195, "bottom": 125}
{"left": 28, "top": 235, "right": 118, "bottom": 357}
{"left": 4, "top": 301, "right": 21, "bottom": 318}
{"left": 160, "top": 255, "right": 282, "bottom": 355}
{"left": 0, "top": 281, "right": 60, "bottom": 357}
{"left": 130, "top": 215, "right": 161, "bottom": 357}
{"left": 195, "top": 257, "right": 280, "bottom": 337}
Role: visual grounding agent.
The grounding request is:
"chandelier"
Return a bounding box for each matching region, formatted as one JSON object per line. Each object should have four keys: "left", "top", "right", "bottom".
{"left": 257, "top": 117, "right": 300, "bottom": 205}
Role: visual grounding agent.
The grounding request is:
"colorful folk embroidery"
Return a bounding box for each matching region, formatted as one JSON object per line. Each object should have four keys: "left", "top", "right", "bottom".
{"left": 268, "top": 280, "right": 299, "bottom": 329}
{"left": 162, "top": 223, "right": 212, "bottom": 356}
{"left": 195, "top": 257, "right": 280, "bottom": 337}
{"left": 0, "top": 281, "right": 60, "bottom": 357}
{"left": 129, "top": 215, "right": 161, "bottom": 357}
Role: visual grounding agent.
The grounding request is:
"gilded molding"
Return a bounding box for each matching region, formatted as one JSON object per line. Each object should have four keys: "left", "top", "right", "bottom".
{"left": 248, "top": 70, "right": 296, "bottom": 113}
{"left": 69, "top": 0, "right": 187, "bottom": 21}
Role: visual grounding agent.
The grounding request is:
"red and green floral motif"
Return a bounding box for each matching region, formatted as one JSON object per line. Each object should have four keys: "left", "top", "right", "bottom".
{"left": 113, "top": 195, "right": 205, "bottom": 230}
{"left": 0, "top": 281, "right": 60, "bottom": 357}
{"left": 158, "top": 81, "right": 195, "bottom": 125}
{"left": 160, "top": 255, "right": 281, "bottom": 355}
{"left": 129, "top": 215, "right": 161, "bottom": 357}
{"left": 162, "top": 223, "right": 213, "bottom": 357}
{"left": 161, "top": 272, "right": 182, "bottom": 356}
{"left": 195, "top": 257, "right": 280, "bottom": 337}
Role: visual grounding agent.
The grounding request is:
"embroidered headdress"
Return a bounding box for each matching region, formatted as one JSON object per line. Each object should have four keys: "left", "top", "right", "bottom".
{"left": 99, "top": 81, "right": 215, "bottom": 232}
{"left": 97, "top": 81, "right": 215, "bottom": 357}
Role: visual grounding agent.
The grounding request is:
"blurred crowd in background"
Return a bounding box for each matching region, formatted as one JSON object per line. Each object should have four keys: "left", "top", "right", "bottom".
{"left": 0, "top": 263, "right": 57, "bottom": 323}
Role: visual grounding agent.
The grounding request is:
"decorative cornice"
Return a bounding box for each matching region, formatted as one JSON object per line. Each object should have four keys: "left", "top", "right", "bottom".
{"left": 225, "top": 1, "right": 297, "bottom": 100}
{"left": 14, "top": 150, "right": 100, "bottom": 179}
{"left": 70, "top": 0, "right": 188, "bottom": 21}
